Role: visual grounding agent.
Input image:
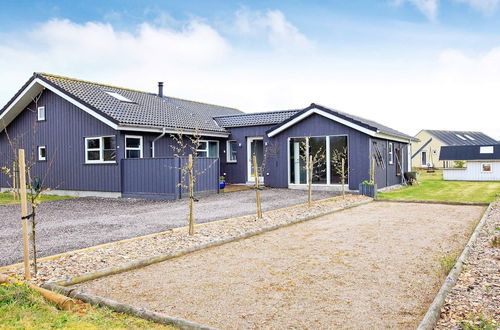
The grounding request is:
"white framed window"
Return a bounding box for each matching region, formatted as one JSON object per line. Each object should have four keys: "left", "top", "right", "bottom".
{"left": 37, "top": 106, "right": 46, "bottom": 121}
{"left": 480, "top": 146, "right": 494, "bottom": 154}
{"left": 421, "top": 151, "right": 427, "bottom": 166}
{"left": 125, "top": 135, "right": 143, "bottom": 159}
{"left": 481, "top": 163, "right": 492, "bottom": 172}
{"left": 85, "top": 136, "right": 116, "bottom": 164}
{"left": 38, "top": 146, "right": 46, "bottom": 161}
{"left": 197, "top": 140, "right": 219, "bottom": 158}
{"left": 226, "top": 140, "right": 237, "bottom": 163}
{"left": 388, "top": 142, "right": 394, "bottom": 165}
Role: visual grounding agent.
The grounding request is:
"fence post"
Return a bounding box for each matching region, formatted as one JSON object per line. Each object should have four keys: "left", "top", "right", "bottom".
{"left": 253, "top": 155, "right": 263, "bottom": 219}
{"left": 18, "top": 149, "right": 31, "bottom": 280}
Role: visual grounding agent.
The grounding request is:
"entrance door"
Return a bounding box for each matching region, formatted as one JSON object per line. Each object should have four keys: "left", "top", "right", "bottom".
{"left": 247, "top": 137, "right": 264, "bottom": 182}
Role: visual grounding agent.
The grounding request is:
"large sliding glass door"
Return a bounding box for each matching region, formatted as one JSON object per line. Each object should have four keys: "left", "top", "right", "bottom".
{"left": 288, "top": 135, "right": 348, "bottom": 186}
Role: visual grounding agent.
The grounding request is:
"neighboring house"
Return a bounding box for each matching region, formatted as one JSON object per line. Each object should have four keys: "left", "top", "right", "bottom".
{"left": 411, "top": 130, "right": 498, "bottom": 169}
{"left": 0, "top": 73, "right": 414, "bottom": 199}
{"left": 440, "top": 145, "right": 500, "bottom": 181}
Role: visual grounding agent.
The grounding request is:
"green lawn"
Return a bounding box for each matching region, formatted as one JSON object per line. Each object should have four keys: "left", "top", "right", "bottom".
{"left": 378, "top": 170, "right": 500, "bottom": 203}
{"left": 0, "top": 192, "right": 73, "bottom": 205}
{"left": 0, "top": 281, "right": 174, "bottom": 329}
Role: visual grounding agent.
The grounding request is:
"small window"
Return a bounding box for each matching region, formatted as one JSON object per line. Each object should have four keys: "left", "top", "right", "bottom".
{"left": 480, "top": 146, "right": 494, "bottom": 154}
{"left": 38, "top": 146, "right": 46, "bottom": 161}
{"left": 85, "top": 136, "right": 116, "bottom": 163}
{"left": 37, "top": 106, "right": 46, "bottom": 121}
{"left": 482, "top": 163, "right": 492, "bottom": 172}
{"left": 197, "top": 140, "right": 219, "bottom": 158}
{"left": 104, "top": 91, "right": 134, "bottom": 103}
{"left": 388, "top": 142, "right": 394, "bottom": 165}
{"left": 421, "top": 151, "right": 427, "bottom": 166}
{"left": 226, "top": 140, "right": 237, "bottom": 163}
{"left": 125, "top": 135, "right": 143, "bottom": 159}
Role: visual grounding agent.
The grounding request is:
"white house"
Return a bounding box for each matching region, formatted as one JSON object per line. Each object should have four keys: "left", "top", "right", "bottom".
{"left": 440, "top": 145, "right": 500, "bottom": 181}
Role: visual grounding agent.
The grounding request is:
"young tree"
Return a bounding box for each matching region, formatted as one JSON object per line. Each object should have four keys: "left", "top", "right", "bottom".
{"left": 299, "top": 137, "right": 326, "bottom": 206}
{"left": 170, "top": 129, "right": 218, "bottom": 235}
{"left": 331, "top": 147, "right": 348, "bottom": 198}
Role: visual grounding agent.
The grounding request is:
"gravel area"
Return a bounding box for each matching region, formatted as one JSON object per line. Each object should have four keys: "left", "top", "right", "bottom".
{"left": 436, "top": 199, "right": 500, "bottom": 329}
{"left": 73, "top": 201, "right": 485, "bottom": 329}
{"left": 2, "top": 194, "right": 364, "bottom": 284}
{"left": 0, "top": 188, "right": 338, "bottom": 266}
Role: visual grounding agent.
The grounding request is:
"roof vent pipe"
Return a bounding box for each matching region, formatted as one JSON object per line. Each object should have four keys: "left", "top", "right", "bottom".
{"left": 158, "top": 82, "right": 164, "bottom": 98}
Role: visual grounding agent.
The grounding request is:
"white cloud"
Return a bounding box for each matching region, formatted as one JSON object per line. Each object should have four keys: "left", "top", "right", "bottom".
{"left": 0, "top": 14, "right": 499, "bottom": 139}
{"left": 394, "top": 0, "right": 439, "bottom": 21}
{"left": 454, "top": 0, "right": 500, "bottom": 14}
{"left": 234, "top": 8, "right": 314, "bottom": 50}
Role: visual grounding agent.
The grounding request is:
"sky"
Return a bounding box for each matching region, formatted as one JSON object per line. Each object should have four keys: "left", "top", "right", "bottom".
{"left": 0, "top": 0, "right": 499, "bottom": 139}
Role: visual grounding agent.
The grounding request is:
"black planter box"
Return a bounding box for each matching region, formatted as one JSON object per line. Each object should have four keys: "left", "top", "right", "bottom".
{"left": 359, "top": 183, "right": 377, "bottom": 197}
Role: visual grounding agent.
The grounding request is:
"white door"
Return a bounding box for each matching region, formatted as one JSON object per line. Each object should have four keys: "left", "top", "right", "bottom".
{"left": 294, "top": 142, "right": 301, "bottom": 183}
{"left": 247, "top": 137, "right": 264, "bottom": 182}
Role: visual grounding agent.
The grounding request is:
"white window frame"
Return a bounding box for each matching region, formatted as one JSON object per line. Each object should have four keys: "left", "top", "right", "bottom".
{"left": 481, "top": 163, "right": 492, "bottom": 173}
{"left": 38, "top": 146, "right": 46, "bottom": 161}
{"left": 388, "top": 142, "right": 394, "bottom": 165}
{"left": 125, "top": 135, "right": 143, "bottom": 159}
{"left": 85, "top": 136, "right": 116, "bottom": 164}
{"left": 226, "top": 140, "right": 237, "bottom": 163}
{"left": 287, "top": 134, "right": 348, "bottom": 187}
{"left": 37, "top": 106, "right": 46, "bottom": 121}
{"left": 197, "top": 140, "right": 219, "bottom": 158}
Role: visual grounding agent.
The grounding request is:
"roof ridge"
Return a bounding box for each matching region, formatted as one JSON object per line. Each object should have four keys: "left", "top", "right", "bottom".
{"left": 214, "top": 109, "right": 300, "bottom": 118}
{"left": 165, "top": 96, "right": 240, "bottom": 111}
{"left": 35, "top": 72, "right": 151, "bottom": 94}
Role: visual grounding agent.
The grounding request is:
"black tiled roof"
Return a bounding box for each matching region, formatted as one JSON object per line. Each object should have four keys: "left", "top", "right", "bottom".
{"left": 439, "top": 144, "right": 500, "bottom": 160}
{"left": 37, "top": 73, "right": 242, "bottom": 132}
{"left": 426, "top": 130, "right": 497, "bottom": 146}
{"left": 214, "top": 109, "right": 301, "bottom": 127}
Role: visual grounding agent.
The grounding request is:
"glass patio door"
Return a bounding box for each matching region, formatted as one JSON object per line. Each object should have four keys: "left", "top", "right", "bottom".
{"left": 247, "top": 137, "right": 264, "bottom": 182}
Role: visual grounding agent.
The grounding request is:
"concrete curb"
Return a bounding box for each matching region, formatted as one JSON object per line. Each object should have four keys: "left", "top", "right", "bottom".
{"left": 52, "top": 198, "right": 373, "bottom": 286}
{"left": 42, "top": 282, "right": 216, "bottom": 330}
{"left": 374, "top": 198, "right": 489, "bottom": 206}
{"left": 0, "top": 195, "right": 350, "bottom": 272}
{"left": 417, "top": 202, "right": 493, "bottom": 330}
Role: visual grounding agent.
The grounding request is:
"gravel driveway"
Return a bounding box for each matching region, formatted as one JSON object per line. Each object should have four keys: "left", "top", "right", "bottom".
{"left": 75, "top": 202, "right": 485, "bottom": 329}
{"left": 0, "top": 189, "right": 336, "bottom": 266}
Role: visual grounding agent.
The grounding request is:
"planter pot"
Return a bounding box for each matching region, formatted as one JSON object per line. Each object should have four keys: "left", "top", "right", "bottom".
{"left": 359, "top": 183, "right": 377, "bottom": 197}
{"left": 219, "top": 182, "right": 226, "bottom": 189}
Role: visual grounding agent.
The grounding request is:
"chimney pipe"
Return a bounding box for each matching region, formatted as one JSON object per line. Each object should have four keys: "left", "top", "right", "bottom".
{"left": 158, "top": 82, "right": 164, "bottom": 98}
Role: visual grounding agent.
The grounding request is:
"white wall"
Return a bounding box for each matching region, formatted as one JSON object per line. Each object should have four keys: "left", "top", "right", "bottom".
{"left": 443, "top": 161, "right": 500, "bottom": 181}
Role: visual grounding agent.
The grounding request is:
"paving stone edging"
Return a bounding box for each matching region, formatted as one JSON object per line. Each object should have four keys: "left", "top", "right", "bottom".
{"left": 51, "top": 198, "right": 373, "bottom": 286}
{"left": 42, "top": 282, "right": 216, "bottom": 330}
{"left": 417, "top": 202, "right": 493, "bottom": 330}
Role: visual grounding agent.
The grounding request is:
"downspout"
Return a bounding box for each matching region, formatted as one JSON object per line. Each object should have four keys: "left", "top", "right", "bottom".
{"left": 152, "top": 127, "right": 167, "bottom": 158}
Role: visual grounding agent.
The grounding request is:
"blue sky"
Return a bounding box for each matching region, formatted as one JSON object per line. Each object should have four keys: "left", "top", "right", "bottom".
{"left": 0, "top": 0, "right": 499, "bottom": 138}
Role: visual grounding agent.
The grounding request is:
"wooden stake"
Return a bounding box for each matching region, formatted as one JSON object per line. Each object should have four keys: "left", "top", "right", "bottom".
{"left": 253, "top": 155, "right": 262, "bottom": 219}
{"left": 18, "top": 149, "right": 31, "bottom": 280}
{"left": 308, "top": 154, "right": 313, "bottom": 206}
{"left": 188, "top": 154, "right": 195, "bottom": 235}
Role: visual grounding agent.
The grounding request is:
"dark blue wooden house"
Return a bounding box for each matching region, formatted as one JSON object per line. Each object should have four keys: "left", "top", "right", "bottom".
{"left": 0, "top": 73, "right": 413, "bottom": 199}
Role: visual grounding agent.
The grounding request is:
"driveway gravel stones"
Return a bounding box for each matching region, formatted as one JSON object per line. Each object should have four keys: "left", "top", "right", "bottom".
{"left": 0, "top": 188, "right": 338, "bottom": 266}
{"left": 436, "top": 199, "right": 500, "bottom": 329}
{"left": 72, "top": 201, "right": 485, "bottom": 329}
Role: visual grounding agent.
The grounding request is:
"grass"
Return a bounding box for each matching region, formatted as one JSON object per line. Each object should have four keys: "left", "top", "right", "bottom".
{"left": 439, "top": 252, "right": 460, "bottom": 278}
{"left": 378, "top": 170, "right": 500, "bottom": 203}
{"left": 0, "top": 192, "right": 73, "bottom": 205}
{"left": 460, "top": 314, "right": 497, "bottom": 330}
{"left": 0, "top": 280, "right": 175, "bottom": 329}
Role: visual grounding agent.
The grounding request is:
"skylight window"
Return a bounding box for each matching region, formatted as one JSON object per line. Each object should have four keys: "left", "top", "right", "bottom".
{"left": 464, "top": 134, "right": 475, "bottom": 140}
{"left": 455, "top": 134, "right": 467, "bottom": 141}
{"left": 104, "top": 91, "right": 133, "bottom": 102}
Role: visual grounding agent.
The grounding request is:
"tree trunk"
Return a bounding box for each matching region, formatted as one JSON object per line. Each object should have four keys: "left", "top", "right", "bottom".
{"left": 308, "top": 154, "right": 313, "bottom": 206}
{"left": 31, "top": 205, "right": 38, "bottom": 275}
{"left": 341, "top": 158, "right": 345, "bottom": 198}
{"left": 253, "top": 155, "right": 262, "bottom": 219}
{"left": 188, "top": 154, "right": 195, "bottom": 235}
